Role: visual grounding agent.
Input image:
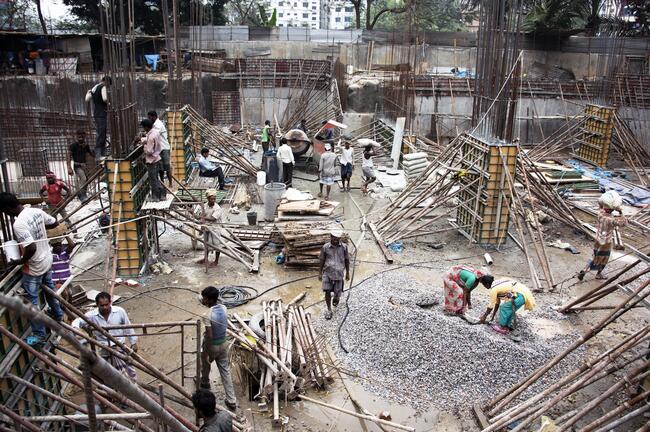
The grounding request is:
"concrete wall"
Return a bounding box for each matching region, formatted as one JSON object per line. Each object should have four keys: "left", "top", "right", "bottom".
{"left": 399, "top": 93, "right": 650, "bottom": 145}
{"left": 198, "top": 40, "right": 621, "bottom": 79}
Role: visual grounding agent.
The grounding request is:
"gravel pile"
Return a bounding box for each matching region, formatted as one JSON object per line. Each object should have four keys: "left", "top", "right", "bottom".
{"left": 315, "top": 271, "right": 583, "bottom": 412}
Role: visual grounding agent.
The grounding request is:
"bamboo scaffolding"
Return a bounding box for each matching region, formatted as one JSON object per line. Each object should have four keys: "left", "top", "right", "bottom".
{"left": 486, "top": 277, "right": 650, "bottom": 416}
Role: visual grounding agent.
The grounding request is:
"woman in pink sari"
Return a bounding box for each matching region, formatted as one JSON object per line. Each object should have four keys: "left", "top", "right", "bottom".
{"left": 443, "top": 266, "right": 493, "bottom": 315}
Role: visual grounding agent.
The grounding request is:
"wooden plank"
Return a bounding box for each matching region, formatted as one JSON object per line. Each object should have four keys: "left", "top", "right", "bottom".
{"left": 278, "top": 200, "right": 321, "bottom": 213}
{"left": 251, "top": 250, "right": 260, "bottom": 273}
{"left": 473, "top": 404, "right": 490, "bottom": 430}
{"left": 368, "top": 222, "right": 394, "bottom": 264}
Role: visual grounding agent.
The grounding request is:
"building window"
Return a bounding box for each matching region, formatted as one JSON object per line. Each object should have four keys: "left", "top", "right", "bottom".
{"left": 345, "top": 6, "right": 353, "bottom": 12}
{"left": 303, "top": 12, "right": 308, "bottom": 17}
{"left": 335, "top": 17, "right": 340, "bottom": 22}
{"left": 335, "top": 7, "right": 341, "bottom": 12}
{"left": 312, "top": 5, "right": 316, "bottom": 9}
{"left": 312, "top": 16, "right": 316, "bottom": 19}
{"left": 279, "top": 12, "right": 283, "bottom": 16}
{"left": 279, "top": 1, "right": 283, "bottom": 5}
{"left": 344, "top": 16, "right": 352, "bottom": 22}
{"left": 303, "top": 2, "right": 308, "bottom": 6}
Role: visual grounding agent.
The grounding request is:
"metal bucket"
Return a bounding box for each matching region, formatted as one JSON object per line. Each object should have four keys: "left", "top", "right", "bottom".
{"left": 263, "top": 182, "right": 286, "bottom": 222}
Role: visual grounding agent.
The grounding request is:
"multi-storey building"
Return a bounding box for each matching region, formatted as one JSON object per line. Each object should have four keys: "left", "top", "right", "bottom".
{"left": 268, "top": 0, "right": 321, "bottom": 29}
{"left": 323, "top": 0, "right": 355, "bottom": 30}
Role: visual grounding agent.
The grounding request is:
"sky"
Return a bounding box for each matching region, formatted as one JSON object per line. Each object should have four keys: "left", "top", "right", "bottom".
{"left": 41, "top": 0, "right": 72, "bottom": 21}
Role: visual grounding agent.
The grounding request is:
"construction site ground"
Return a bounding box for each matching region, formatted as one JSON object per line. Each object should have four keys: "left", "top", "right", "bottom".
{"left": 64, "top": 168, "right": 649, "bottom": 432}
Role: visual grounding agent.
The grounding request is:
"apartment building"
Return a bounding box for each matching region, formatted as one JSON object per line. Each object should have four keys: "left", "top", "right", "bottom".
{"left": 323, "top": 0, "right": 355, "bottom": 30}
{"left": 269, "top": 0, "right": 321, "bottom": 29}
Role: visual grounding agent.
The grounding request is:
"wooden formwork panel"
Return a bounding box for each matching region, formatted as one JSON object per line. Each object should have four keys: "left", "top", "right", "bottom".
{"left": 167, "top": 110, "right": 189, "bottom": 182}
{"left": 577, "top": 103, "right": 615, "bottom": 167}
{"left": 105, "top": 148, "right": 148, "bottom": 276}
{"left": 456, "top": 134, "right": 517, "bottom": 246}
{"left": 114, "top": 219, "right": 142, "bottom": 275}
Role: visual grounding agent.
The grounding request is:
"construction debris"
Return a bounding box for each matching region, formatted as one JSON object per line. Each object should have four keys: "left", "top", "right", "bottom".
{"left": 279, "top": 223, "right": 347, "bottom": 268}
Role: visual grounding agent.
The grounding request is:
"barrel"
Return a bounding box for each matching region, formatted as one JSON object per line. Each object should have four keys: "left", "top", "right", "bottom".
{"left": 247, "top": 211, "right": 257, "bottom": 226}
{"left": 263, "top": 182, "right": 286, "bottom": 222}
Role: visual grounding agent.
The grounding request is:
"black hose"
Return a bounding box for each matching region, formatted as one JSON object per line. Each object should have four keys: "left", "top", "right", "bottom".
{"left": 337, "top": 240, "right": 358, "bottom": 354}
{"left": 217, "top": 285, "right": 258, "bottom": 308}
{"left": 119, "top": 285, "right": 258, "bottom": 308}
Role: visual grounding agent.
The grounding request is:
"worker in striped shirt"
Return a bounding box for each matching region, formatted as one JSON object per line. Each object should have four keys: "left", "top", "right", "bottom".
{"left": 47, "top": 223, "right": 75, "bottom": 289}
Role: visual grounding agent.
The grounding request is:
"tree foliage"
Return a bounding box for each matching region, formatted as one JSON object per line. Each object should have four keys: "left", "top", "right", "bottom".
{"left": 257, "top": 4, "right": 277, "bottom": 26}
{"left": 0, "top": 0, "right": 40, "bottom": 31}
{"left": 61, "top": 0, "right": 229, "bottom": 35}
{"left": 226, "top": 0, "right": 262, "bottom": 25}
{"left": 374, "top": 0, "right": 466, "bottom": 31}
{"left": 349, "top": 0, "right": 466, "bottom": 30}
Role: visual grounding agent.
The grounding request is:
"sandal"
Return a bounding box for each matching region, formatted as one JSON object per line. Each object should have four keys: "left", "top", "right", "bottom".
{"left": 324, "top": 310, "right": 333, "bottom": 320}
{"left": 491, "top": 324, "right": 510, "bottom": 335}
{"left": 577, "top": 270, "right": 586, "bottom": 281}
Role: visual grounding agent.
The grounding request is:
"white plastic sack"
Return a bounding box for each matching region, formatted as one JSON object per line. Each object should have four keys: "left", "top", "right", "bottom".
{"left": 598, "top": 190, "right": 623, "bottom": 210}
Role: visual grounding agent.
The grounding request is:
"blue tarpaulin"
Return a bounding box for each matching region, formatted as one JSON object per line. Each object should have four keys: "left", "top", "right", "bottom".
{"left": 568, "top": 160, "right": 650, "bottom": 205}
{"left": 144, "top": 54, "right": 160, "bottom": 72}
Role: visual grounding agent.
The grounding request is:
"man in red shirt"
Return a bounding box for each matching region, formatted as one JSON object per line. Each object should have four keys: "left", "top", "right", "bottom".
{"left": 40, "top": 172, "right": 70, "bottom": 219}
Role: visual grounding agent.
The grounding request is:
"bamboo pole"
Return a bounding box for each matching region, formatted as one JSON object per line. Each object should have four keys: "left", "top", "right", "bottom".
{"left": 41, "top": 285, "right": 194, "bottom": 401}
{"left": 486, "top": 326, "right": 650, "bottom": 430}
{"left": 0, "top": 324, "right": 156, "bottom": 432}
{"left": 557, "top": 365, "right": 650, "bottom": 432}
{"left": 0, "top": 294, "right": 193, "bottom": 432}
{"left": 486, "top": 277, "right": 650, "bottom": 416}
{"left": 580, "top": 389, "right": 650, "bottom": 432}
{"left": 298, "top": 395, "right": 415, "bottom": 431}
{"left": 559, "top": 260, "right": 641, "bottom": 312}
{"left": 0, "top": 404, "right": 42, "bottom": 432}
{"left": 25, "top": 413, "right": 152, "bottom": 422}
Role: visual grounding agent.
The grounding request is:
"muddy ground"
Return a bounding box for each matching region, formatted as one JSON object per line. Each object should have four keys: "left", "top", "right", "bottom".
{"left": 65, "top": 164, "right": 649, "bottom": 432}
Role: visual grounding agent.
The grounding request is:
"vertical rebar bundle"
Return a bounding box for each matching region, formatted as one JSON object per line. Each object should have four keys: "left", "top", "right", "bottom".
{"left": 100, "top": 0, "right": 138, "bottom": 158}
{"left": 472, "top": 0, "right": 523, "bottom": 141}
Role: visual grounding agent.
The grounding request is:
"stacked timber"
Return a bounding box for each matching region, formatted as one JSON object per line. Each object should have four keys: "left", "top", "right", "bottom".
{"left": 231, "top": 301, "right": 331, "bottom": 427}
{"left": 276, "top": 199, "right": 339, "bottom": 221}
{"left": 279, "top": 223, "right": 346, "bottom": 268}
{"left": 402, "top": 152, "right": 430, "bottom": 181}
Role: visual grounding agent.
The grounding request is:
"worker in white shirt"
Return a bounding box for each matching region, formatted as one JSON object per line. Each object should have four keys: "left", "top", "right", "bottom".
{"left": 279, "top": 129, "right": 309, "bottom": 188}
{"left": 84, "top": 76, "right": 112, "bottom": 161}
{"left": 72, "top": 291, "right": 138, "bottom": 380}
{"left": 194, "top": 189, "right": 223, "bottom": 266}
{"left": 339, "top": 140, "right": 354, "bottom": 192}
{"left": 148, "top": 110, "right": 172, "bottom": 187}
{"left": 277, "top": 138, "right": 295, "bottom": 187}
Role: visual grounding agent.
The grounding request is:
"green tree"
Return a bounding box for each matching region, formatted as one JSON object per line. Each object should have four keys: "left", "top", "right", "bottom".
{"left": 257, "top": 4, "right": 276, "bottom": 26}
{"left": 523, "top": 0, "right": 587, "bottom": 36}
{"left": 365, "top": 0, "right": 412, "bottom": 30}
{"left": 226, "top": 0, "right": 263, "bottom": 25}
{"left": 375, "top": 0, "right": 466, "bottom": 31}
{"left": 61, "top": 0, "right": 229, "bottom": 35}
{"left": 0, "top": 0, "right": 40, "bottom": 31}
